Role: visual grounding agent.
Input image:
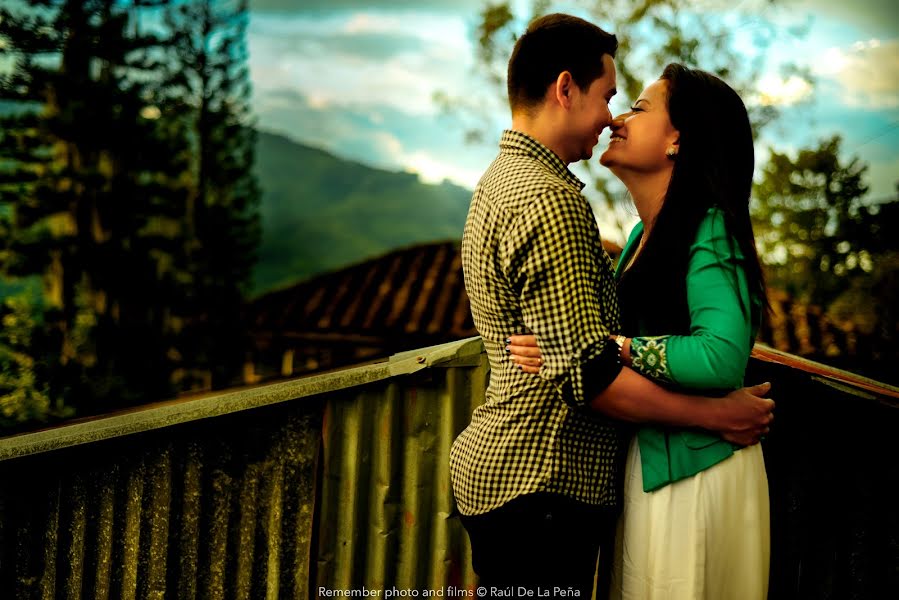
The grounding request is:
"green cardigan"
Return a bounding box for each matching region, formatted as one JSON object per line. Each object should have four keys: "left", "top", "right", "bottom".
{"left": 617, "top": 208, "right": 759, "bottom": 492}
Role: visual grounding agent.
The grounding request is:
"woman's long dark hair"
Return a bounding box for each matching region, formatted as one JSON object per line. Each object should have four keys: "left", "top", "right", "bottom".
{"left": 617, "top": 63, "right": 767, "bottom": 339}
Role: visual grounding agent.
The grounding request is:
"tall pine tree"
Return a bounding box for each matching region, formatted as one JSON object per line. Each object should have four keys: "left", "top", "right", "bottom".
{"left": 160, "top": 0, "right": 260, "bottom": 390}
{"left": 0, "top": 0, "right": 256, "bottom": 423}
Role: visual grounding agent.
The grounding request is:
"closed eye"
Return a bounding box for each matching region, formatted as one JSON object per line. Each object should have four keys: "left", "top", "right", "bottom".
{"left": 630, "top": 106, "right": 644, "bottom": 112}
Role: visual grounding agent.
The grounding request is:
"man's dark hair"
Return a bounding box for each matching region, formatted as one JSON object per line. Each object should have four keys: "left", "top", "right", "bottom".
{"left": 507, "top": 13, "right": 618, "bottom": 112}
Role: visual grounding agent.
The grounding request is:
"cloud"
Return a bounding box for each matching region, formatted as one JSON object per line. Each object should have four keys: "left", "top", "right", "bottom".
{"left": 307, "top": 31, "right": 426, "bottom": 61}
{"left": 250, "top": 0, "right": 486, "bottom": 15}
{"left": 245, "top": 5, "right": 500, "bottom": 189}
{"left": 246, "top": 1, "right": 899, "bottom": 201}
{"left": 783, "top": 0, "right": 898, "bottom": 38}
{"left": 248, "top": 13, "right": 427, "bottom": 60}
{"left": 370, "top": 131, "right": 405, "bottom": 159}
{"left": 248, "top": 11, "right": 473, "bottom": 117}
{"left": 254, "top": 87, "right": 495, "bottom": 189}
{"left": 814, "top": 39, "right": 899, "bottom": 109}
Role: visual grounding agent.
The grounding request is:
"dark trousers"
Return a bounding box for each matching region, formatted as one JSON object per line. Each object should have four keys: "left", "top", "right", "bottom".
{"left": 459, "top": 493, "right": 618, "bottom": 599}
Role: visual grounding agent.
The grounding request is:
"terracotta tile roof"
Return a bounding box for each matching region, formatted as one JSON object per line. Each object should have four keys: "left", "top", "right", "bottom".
{"left": 248, "top": 241, "right": 476, "bottom": 341}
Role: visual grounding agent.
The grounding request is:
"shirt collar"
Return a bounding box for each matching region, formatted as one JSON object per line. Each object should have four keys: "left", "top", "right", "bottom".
{"left": 499, "top": 129, "right": 585, "bottom": 191}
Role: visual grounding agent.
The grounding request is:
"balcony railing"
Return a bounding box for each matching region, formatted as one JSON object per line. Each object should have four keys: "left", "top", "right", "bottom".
{"left": 0, "top": 337, "right": 896, "bottom": 599}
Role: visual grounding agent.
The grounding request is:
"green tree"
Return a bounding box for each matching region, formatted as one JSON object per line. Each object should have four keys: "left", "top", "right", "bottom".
{"left": 0, "top": 289, "right": 55, "bottom": 428}
{"left": 0, "top": 0, "right": 189, "bottom": 420}
{"left": 752, "top": 140, "right": 899, "bottom": 381}
{"left": 752, "top": 136, "right": 874, "bottom": 305}
{"left": 0, "top": 0, "right": 260, "bottom": 426}
{"left": 160, "top": 0, "right": 260, "bottom": 390}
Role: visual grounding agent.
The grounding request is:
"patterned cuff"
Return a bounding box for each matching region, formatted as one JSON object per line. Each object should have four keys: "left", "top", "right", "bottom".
{"left": 630, "top": 336, "right": 673, "bottom": 384}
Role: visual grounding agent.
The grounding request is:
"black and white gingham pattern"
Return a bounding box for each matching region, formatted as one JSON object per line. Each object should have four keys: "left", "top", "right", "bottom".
{"left": 450, "top": 130, "right": 626, "bottom": 516}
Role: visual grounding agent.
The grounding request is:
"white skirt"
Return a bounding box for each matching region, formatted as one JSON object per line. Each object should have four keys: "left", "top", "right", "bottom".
{"left": 610, "top": 437, "right": 770, "bottom": 600}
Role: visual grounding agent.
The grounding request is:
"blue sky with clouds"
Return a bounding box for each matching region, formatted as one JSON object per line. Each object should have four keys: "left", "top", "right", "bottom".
{"left": 247, "top": 0, "right": 899, "bottom": 238}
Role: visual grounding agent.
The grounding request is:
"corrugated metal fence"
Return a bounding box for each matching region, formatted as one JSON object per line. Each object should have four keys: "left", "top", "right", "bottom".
{"left": 1, "top": 337, "right": 897, "bottom": 599}
{"left": 0, "top": 338, "right": 484, "bottom": 599}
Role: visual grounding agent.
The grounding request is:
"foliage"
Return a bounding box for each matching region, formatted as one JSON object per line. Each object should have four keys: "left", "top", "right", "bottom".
{"left": 752, "top": 136, "right": 875, "bottom": 304}
{"left": 157, "top": 0, "right": 261, "bottom": 389}
{"left": 0, "top": 0, "right": 260, "bottom": 428}
{"left": 0, "top": 289, "right": 56, "bottom": 427}
{"left": 0, "top": 0, "right": 180, "bottom": 418}
{"left": 753, "top": 144, "right": 899, "bottom": 380}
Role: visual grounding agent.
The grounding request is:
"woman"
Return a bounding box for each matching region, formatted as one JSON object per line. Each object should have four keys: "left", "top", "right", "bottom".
{"left": 508, "top": 63, "right": 770, "bottom": 599}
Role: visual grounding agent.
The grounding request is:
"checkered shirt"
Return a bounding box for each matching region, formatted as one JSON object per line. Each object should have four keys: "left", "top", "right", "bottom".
{"left": 450, "top": 130, "right": 626, "bottom": 516}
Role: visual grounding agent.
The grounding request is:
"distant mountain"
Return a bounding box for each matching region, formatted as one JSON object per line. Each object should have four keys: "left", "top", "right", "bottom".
{"left": 252, "top": 130, "right": 473, "bottom": 295}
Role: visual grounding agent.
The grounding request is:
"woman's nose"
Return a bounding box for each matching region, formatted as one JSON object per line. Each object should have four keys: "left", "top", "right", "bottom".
{"left": 610, "top": 114, "right": 627, "bottom": 130}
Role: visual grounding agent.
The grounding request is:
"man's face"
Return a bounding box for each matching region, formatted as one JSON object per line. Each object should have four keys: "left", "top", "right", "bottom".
{"left": 567, "top": 54, "right": 617, "bottom": 163}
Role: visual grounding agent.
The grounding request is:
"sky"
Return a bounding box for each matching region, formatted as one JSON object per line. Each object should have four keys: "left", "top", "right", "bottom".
{"left": 246, "top": 0, "right": 899, "bottom": 241}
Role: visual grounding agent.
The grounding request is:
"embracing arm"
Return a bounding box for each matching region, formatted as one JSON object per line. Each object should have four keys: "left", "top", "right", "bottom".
{"left": 590, "top": 368, "right": 771, "bottom": 445}
{"left": 508, "top": 335, "right": 772, "bottom": 444}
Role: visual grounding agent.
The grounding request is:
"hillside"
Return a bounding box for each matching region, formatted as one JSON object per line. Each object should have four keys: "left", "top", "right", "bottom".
{"left": 252, "top": 131, "right": 473, "bottom": 294}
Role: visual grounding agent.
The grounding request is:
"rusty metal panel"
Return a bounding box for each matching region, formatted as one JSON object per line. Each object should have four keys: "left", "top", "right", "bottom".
{"left": 313, "top": 351, "right": 486, "bottom": 593}
{"left": 0, "top": 406, "right": 322, "bottom": 599}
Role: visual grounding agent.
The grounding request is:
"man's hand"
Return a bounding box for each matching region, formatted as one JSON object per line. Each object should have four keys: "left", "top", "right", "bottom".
{"left": 710, "top": 382, "right": 774, "bottom": 446}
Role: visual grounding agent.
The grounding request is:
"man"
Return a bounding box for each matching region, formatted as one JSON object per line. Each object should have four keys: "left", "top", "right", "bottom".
{"left": 449, "top": 13, "right": 773, "bottom": 598}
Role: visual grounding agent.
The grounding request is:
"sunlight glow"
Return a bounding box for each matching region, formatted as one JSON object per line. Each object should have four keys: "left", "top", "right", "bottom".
{"left": 756, "top": 75, "right": 813, "bottom": 107}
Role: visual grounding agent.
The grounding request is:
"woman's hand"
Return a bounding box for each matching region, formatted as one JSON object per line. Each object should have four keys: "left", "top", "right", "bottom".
{"left": 506, "top": 334, "right": 542, "bottom": 374}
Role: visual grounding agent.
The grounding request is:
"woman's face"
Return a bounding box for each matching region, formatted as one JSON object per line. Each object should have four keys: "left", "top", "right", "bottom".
{"left": 599, "top": 78, "right": 679, "bottom": 176}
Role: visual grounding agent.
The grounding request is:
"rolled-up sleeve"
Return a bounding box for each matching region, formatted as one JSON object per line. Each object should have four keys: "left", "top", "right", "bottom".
{"left": 501, "top": 187, "right": 621, "bottom": 406}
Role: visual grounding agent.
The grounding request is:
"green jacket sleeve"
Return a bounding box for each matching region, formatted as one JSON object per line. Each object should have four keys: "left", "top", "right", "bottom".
{"left": 629, "top": 208, "right": 754, "bottom": 390}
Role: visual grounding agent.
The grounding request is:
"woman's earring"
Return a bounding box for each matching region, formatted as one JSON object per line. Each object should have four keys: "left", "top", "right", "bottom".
{"left": 666, "top": 147, "right": 677, "bottom": 159}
